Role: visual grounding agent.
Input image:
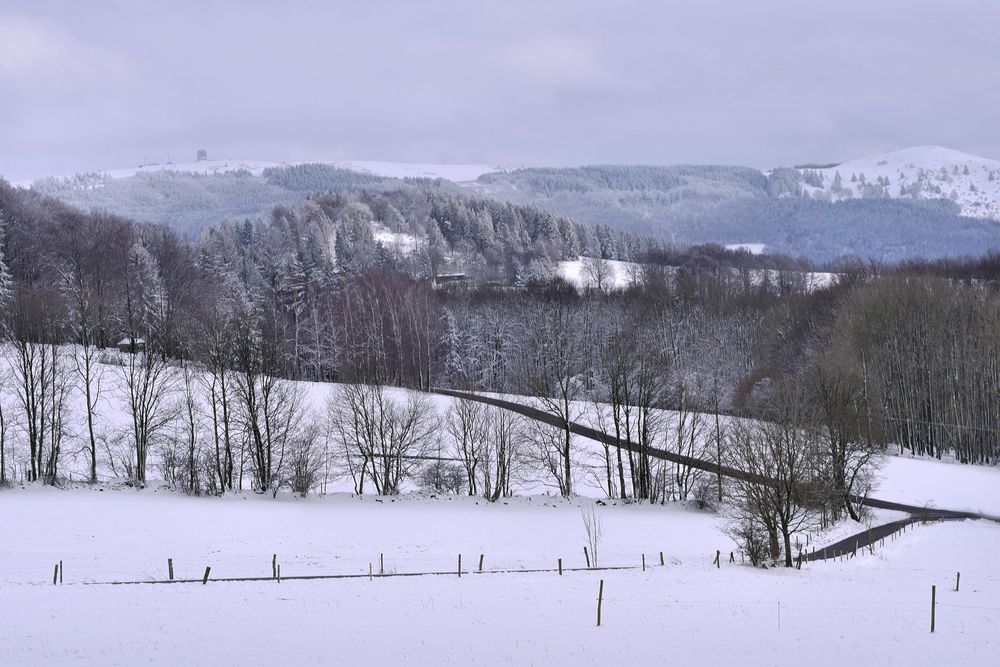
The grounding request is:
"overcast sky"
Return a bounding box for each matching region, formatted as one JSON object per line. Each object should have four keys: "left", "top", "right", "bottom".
{"left": 2, "top": 0, "right": 999, "bottom": 182}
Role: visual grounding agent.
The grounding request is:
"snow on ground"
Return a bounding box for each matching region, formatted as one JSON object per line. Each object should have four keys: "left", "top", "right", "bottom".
{"left": 103, "top": 159, "right": 279, "bottom": 179}
{"left": 876, "top": 454, "right": 1000, "bottom": 517}
{"left": 492, "top": 392, "right": 1000, "bottom": 520}
{"left": 3, "top": 360, "right": 1000, "bottom": 663}
{"left": 557, "top": 256, "right": 641, "bottom": 290}
{"left": 372, "top": 223, "right": 419, "bottom": 256}
{"left": 556, "top": 257, "right": 838, "bottom": 293}
{"left": 804, "top": 145, "right": 1000, "bottom": 220}
{"left": 738, "top": 267, "right": 839, "bottom": 291}
{"left": 725, "top": 242, "right": 767, "bottom": 254}
{"left": 1, "top": 487, "right": 997, "bottom": 665}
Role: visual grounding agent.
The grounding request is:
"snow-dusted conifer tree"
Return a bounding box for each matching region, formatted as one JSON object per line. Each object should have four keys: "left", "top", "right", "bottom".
{"left": 0, "top": 211, "right": 12, "bottom": 308}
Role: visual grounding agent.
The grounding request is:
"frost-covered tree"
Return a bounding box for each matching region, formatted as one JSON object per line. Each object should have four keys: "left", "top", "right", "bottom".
{"left": 0, "top": 211, "right": 12, "bottom": 307}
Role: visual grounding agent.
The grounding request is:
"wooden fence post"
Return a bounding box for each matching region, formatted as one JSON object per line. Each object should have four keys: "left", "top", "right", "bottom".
{"left": 597, "top": 579, "right": 604, "bottom": 627}
{"left": 277, "top": 564, "right": 281, "bottom": 583}
{"left": 584, "top": 546, "right": 590, "bottom": 568}
{"left": 955, "top": 572, "right": 961, "bottom": 592}
{"left": 478, "top": 554, "right": 484, "bottom": 573}
{"left": 642, "top": 554, "right": 646, "bottom": 572}
{"left": 168, "top": 558, "right": 174, "bottom": 581}
{"left": 272, "top": 554, "right": 277, "bottom": 579}
{"left": 202, "top": 567, "right": 211, "bottom": 585}
{"left": 380, "top": 553, "right": 384, "bottom": 575}
{"left": 52, "top": 564, "right": 58, "bottom": 585}
{"left": 558, "top": 558, "right": 563, "bottom": 576}
{"left": 458, "top": 554, "right": 462, "bottom": 578}
{"left": 930, "top": 585, "right": 936, "bottom": 633}
{"left": 659, "top": 551, "right": 664, "bottom": 566}
{"left": 59, "top": 560, "right": 63, "bottom": 584}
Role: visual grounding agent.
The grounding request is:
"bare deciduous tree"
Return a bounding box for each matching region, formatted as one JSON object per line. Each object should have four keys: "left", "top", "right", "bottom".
{"left": 581, "top": 505, "right": 604, "bottom": 567}
{"left": 285, "top": 423, "right": 324, "bottom": 497}
{"left": 724, "top": 401, "right": 827, "bottom": 567}
{"left": 582, "top": 256, "right": 612, "bottom": 293}
{"left": 327, "top": 383, "right": 437, "bottom": 495}
{"left": 118, "top": 348, "right": 176, "bottom": 486}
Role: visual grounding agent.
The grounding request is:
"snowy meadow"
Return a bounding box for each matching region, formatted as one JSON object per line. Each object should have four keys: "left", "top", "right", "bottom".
{"left": 1, "top": 351, "right": 999, "bottom": 665}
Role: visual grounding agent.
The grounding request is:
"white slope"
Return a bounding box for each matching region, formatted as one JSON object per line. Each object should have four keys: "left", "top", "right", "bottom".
{"left": 557, "top": 257, "right": 838, "bottom": 293}
{"left": 802, "top": 145, "right": 1000, "bottom": 219}
{"left": 1, "top": 486, "right": 998, "bottom": 665}
{"left": 102, "top": 158, "right": 279, "bottom": 179}
{"left": 557, "top": 256, "right": 642, "bottom": 289}
{"left": 725, "top": 243, "right": 766, "bottom": 254}
{"left": 876, "top": 454, "right": 1000, "bottom": 516}
{"left": 371, "top": 222, "right": 419, "bottom": 256}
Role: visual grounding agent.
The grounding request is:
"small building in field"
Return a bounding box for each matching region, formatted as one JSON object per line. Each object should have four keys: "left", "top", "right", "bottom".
{"left": 117, "top": 337, "right": 146, "bottom": 354}
{"left": 432, "top": 273, "right": 468, "bottom": 289}
{"left": 196, "top": 149, "right": 208, "bottom": 161}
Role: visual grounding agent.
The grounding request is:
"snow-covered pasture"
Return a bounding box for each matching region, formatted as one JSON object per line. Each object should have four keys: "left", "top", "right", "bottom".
{"left": 3, "top": 348, "right": 1000, "bottom": 663}
{"left": 0, "top": 345, "right": 737, "bottom": 497}
{"left": 557, "top": 256, "right": 838, "bottom": 293}
{"left": 1, "top": 488, "right": 998, "bottom": 665}
{"left": 3, "top": 344, "right": 1000, "bottom": 512}
{"left": 371, "top": 222, "right": 419, "bottom": 257}
{"left": 557, "top": 257, "right": 642, "bottom": 290}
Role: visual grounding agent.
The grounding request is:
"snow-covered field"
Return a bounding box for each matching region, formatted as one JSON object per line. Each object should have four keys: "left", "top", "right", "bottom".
{"left": 3, "top": 353, "right": 1000, "bottom": 664}
{"left": 877, "top": 455, "right": 1000, "bottom": 517}
{"left": 557, "top": 256, "right": 641, "bottom": 290}
{"left": 372, "top": 222, "right": 419, "bottom": 256}
{"left": 556, "top": 256, "right": 838, "bottom": 293}
{"left": 1, "top": 484, "right": 998, "bottom": 665}
{"left": 725, "top": 242, "right": 767, "bottom": 254}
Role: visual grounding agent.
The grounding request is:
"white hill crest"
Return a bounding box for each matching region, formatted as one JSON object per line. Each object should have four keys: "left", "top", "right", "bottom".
{"left": 801, "top": 145, "right": 1000, "bottom": 219}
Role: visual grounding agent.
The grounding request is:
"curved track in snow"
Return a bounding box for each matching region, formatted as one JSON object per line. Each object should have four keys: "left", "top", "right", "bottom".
{"left": 431, "top": 388, "right": 998, "bottom": 562}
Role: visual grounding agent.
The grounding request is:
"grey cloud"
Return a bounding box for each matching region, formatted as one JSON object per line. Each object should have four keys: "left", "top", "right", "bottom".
{"left": 2, "top": 0, "right": 999, "bottom": 182}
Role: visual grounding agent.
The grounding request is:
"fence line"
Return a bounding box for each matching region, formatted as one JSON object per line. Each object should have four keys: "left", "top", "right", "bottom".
{"left": 70, "top": 563, "right": 642, "bottom": 587}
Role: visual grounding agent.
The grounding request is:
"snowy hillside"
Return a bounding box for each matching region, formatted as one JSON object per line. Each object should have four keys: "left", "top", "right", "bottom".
{"left": 2, "top": 473, "right": 998, "bottom": 665}
{"left": 557, "top": 256, "right": 837, "bottom": 293}
{"left": 802, "top": 146, "right": 1000, "bottom": 219}
{"left": 557, "top": 257, "right": 641, "bottom": 290}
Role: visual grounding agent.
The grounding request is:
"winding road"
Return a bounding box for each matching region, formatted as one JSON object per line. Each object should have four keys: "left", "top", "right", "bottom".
{"left": 431, "top": 388, "right": 999, "bottom": 562}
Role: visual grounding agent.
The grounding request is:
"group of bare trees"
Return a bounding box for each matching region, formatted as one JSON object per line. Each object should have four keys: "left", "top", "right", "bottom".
{"left": 327, "top": 383, "right": 436, "bottom": 495}
{"left": 836, "top": 276, "right": 1000, "bottom": 464}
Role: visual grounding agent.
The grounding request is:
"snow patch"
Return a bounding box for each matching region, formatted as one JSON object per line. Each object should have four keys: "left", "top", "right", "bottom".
{"left": 725, "top": 243, "right": 766, "bottom": 254}
{"left": 557, "top": 256, "right": 641, "bottom": 290}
